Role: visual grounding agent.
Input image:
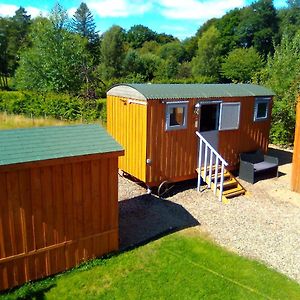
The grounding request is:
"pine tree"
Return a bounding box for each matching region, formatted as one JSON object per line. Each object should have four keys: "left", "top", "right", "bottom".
{"left": 71, "top": 3, "right": 98, "bottom": 45}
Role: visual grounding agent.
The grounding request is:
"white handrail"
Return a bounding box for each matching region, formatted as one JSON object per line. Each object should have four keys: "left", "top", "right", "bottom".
{"left": 196, "top": 131, "right": 228, "bottom": 201}
{"left": 196, "top": 131, "right": 228, "bottom": 166}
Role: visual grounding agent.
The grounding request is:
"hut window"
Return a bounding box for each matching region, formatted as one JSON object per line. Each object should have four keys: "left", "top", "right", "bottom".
{"left": 254, "top": 98, "right": 270, "bottom": 121}
{"left": 166, "top": 102, "right": 188, "bottom": 131}
{"left": 219, "top": 102, "right": 241, "bottom": 130}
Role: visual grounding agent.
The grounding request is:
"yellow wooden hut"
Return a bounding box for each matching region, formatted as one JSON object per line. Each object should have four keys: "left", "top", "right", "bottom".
{"left": 107, "top": 83, "right": 274, "bottom": 199}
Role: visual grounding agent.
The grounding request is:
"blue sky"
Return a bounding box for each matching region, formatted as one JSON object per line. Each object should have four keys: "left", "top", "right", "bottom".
{"left": 0, "top": 0, "right": 288, "bottom": 39}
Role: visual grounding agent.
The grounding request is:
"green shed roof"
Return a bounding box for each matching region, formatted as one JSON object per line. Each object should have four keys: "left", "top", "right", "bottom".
{"left": 0, "top": 124, "right": 123, "bottom": 166}
{"left": 107, "top": 83, "right": 275, "bottom": 100}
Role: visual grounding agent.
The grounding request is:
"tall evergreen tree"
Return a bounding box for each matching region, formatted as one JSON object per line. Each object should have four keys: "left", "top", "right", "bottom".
{"left": 71, "top": 2, "right": 100, "bottom": 68}
{"left": 71, "top": 2, "right": 98, "bottom": 45}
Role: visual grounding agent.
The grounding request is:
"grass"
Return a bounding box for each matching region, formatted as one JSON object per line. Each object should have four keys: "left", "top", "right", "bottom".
{"left": 2, "top": 229, "right": 300, "bottom": 299}
{"left": 0, "top": 112, "right": 78, "bottom": 130}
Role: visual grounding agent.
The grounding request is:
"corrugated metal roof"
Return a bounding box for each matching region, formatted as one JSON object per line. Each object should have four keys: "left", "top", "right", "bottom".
{"left": 0, "top": 124, "right": 123, "bottom": 166}
{"left": 107, "top": 83, "right": 275, "bottom": 100}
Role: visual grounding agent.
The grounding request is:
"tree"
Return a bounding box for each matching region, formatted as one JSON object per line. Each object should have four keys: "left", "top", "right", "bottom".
{"left": 127, "top": 25, "right": 156, "bottom": 48}
{"left": 0, "top": 17, "right": 10, "bottom": 88}
{"left": 221, "top": 47, "right": 264, "bottom": 83}
{"left": 278, "top": 1, "right": 300, "bottom": 38}
{"left": 237, "top": 0, "right": 279, "bottom": 56}
{"left": 99, "top": 25, "right": 126, "bottom": 80}
{"left": 159, "top": 42, "right": 187, "bottom": 63}
{"left": 256, "top": 32, "right": 300, "bottom": 144}
{"left": 15, "top": 9, "right": 88, "bottom": 93}
{"left": 71, "top": 2, "right": 99, "bottom": 49}
{"left": 192, "top": 26, "right": 222, "bottom": 82}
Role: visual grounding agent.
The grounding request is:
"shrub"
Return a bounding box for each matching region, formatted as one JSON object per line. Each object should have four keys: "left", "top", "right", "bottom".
{"left": 0, "top": 91, "right": 107, "bottom": 123}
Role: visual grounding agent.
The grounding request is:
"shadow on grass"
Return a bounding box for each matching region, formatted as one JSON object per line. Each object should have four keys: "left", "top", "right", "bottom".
{"left": 2, "top": 282, "right": 56, "bottom": 300}
{"left": 119, "top": 193, "right": 199, "bottom": 250}
{"left": 268, "top": 147, "right": 293, "bottom": 166}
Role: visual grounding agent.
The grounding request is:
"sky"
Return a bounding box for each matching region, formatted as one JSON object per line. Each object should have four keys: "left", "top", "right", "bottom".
{"left": 0, "top": 0, "right": 288, "bottom": 39}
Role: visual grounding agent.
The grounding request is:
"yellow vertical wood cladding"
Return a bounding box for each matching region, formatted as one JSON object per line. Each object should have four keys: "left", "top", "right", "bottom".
{"left": 146, "top": 100, "right": 198, "bottom": 186}
{"left": 218, "top": 97, "right": 272, "bottom": 168}
{"left": 292, "top": 100, "right": 300, "bottom": 193}
{"left": 107, "top": 96, "right": 147, "bottom": 182}
{"left": 0, "top": 154, "right": 120, "bottom": 291}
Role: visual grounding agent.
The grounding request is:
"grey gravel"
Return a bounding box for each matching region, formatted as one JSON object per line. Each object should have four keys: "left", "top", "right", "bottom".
{"left": 118, "top": 147, "right": 300, "bottom": 284}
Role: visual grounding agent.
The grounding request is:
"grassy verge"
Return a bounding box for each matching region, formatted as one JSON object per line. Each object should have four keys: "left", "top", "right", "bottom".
{"left": 0, "top": 113, "right": 103, "bottom": 130}
{"left": 2, "top": 230, "right": 300, "bottom": 299}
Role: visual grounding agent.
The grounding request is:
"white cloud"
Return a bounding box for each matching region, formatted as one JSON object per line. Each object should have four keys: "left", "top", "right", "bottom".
{"left": 0, "top": 4, "right": 18, "bottom": 17}
{"left": 0, "top": 4, "right": 47, "bottom": 18}
{"left": 26, "top": 7, "right": 48, "bottom": 18}
{"left": 157, "top": 0, "right": 246, "bottom": 20}
{"left": 86, "top": 0, "right": 152, "bottom": 17}
{"left": 67, "top": 7, "right": 77, "bottom": 18}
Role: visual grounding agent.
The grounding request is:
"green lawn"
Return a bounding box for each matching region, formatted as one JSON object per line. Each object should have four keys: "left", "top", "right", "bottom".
{"left": 2, "top": 229, "right": 300, "bottom": 299}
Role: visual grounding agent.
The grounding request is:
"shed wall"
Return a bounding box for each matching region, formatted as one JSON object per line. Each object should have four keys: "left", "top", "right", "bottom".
{"left": 292, "top": 100, "right": 300, "bottom": 193}
{"left": 107, "top": 96, "right": 147, "bottom": 182}
{"left": 0, "top": 154, "right": 119, "bottom": 291}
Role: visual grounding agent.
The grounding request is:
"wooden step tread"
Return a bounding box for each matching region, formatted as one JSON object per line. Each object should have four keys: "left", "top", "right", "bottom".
{"left": 222, "top": 187, "right": 244, "bottom": 196}
{"left": 211, "top": 171, "right": 231, "bottom": 179}
{"left": 220, "top": 178, "right": 238, "bottom": 189}
{"left": 223, "top": 188, "right": 246, "bottom": 198}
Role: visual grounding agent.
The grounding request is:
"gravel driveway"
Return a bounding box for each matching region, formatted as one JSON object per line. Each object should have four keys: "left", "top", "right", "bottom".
{"left": 118, "top": 146, "right": 300, "bottom": 283}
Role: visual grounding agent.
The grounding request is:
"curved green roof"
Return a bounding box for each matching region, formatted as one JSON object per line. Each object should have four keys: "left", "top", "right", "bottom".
{"left": 0, "top": 124, "right": 123, "bottom": 166}
{"left": 107, "top": 83, "right": 275, "bottom": 100}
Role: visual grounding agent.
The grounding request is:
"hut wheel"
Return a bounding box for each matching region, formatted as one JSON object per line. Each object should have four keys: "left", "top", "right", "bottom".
{"left": 158, "top": 180, "right": 170, "bottom": 197}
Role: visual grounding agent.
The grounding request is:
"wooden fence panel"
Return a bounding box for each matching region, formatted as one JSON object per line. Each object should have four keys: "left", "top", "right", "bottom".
{"left": 0, "top": 155, "right": 119, "bottom": 291}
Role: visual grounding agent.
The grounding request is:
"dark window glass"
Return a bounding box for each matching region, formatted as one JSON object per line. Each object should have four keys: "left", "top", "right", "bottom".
{"left": 257, "top": 102, "right": 268, "bottom": 119}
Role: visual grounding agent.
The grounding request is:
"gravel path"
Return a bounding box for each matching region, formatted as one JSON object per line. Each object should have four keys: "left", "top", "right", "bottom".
{"left": 118, "top": 147, "right": 300, "bottom": 283}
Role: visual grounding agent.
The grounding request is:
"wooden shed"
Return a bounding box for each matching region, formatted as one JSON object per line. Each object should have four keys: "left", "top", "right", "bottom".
{"left": 0, "top": 124, "right": 123, "bottom": 291}
{"left": 107, "top": 83, "right": 274, "bottom": 198}
{"left": 292, "top": 99, "right": 300, "bottom": 193}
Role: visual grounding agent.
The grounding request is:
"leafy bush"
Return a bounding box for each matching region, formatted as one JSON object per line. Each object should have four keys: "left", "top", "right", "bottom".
{"left": 0, "top": 91, "right": 107, "bottom": 123}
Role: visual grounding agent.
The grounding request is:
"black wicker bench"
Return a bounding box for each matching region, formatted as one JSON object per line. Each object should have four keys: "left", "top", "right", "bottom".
{"left": 239, "top": 150, "right": 279, "bottom": 184}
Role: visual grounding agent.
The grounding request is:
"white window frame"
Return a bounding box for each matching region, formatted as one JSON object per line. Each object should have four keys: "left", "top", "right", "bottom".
{"left": 219, "top": 102, "right": 241, "bottom": 131}
{"left": 254, "top": 97, "right": 271, "bottom": 122}
{"left": 165, "top": 101, "right": 188, "bottom": 131}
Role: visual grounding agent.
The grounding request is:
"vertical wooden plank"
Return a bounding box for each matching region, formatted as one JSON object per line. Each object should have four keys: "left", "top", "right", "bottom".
{"left": 19, "top": 169, "right": 34, "bottom": 252}
{"left": 62, "top": 163, "right": 74, "bottom": 241}
{"left": 100, "top": 159, "right": 109, "bottom": 232}
{"left": 0, "top": 172, "right": 9, "bottom": 258}
{"left": 52, "top": 165, "right": 65, "bottom": 243}
{"left": 62, "top": 163, "right": 75, "bottom": 270}
{"left": 109, "top": 158, "right": 119, "bottom": 229}
{"left": 52, "top": 164, "right": 66, "bottom": 276}
{"left": 292, "top": 100, "right": 300, "bottom": 192}
{"left": 91, "top": 160, "right": 101, "bottom": 234}
{"left": 72, "top": 162, "right": 83, "bottom": 240}
{"left": 31, "top": 168, "right": 43, "bottom": 250}
{"left": 6, "top": 171, "right": 23, "bottom": 255}
{"left": 18, "top": 169, "right": 33, "bottom": 282}
{"left": 82, "top": 161, "right": 93, "bottom": 236}
{"left": 40, "top": 166, "right": 54, "bottom": 276}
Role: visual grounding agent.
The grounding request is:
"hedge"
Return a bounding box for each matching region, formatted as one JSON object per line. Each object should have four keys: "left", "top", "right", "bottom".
{"left": 0, "top": 91, "right": 107, "bottom": 123}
